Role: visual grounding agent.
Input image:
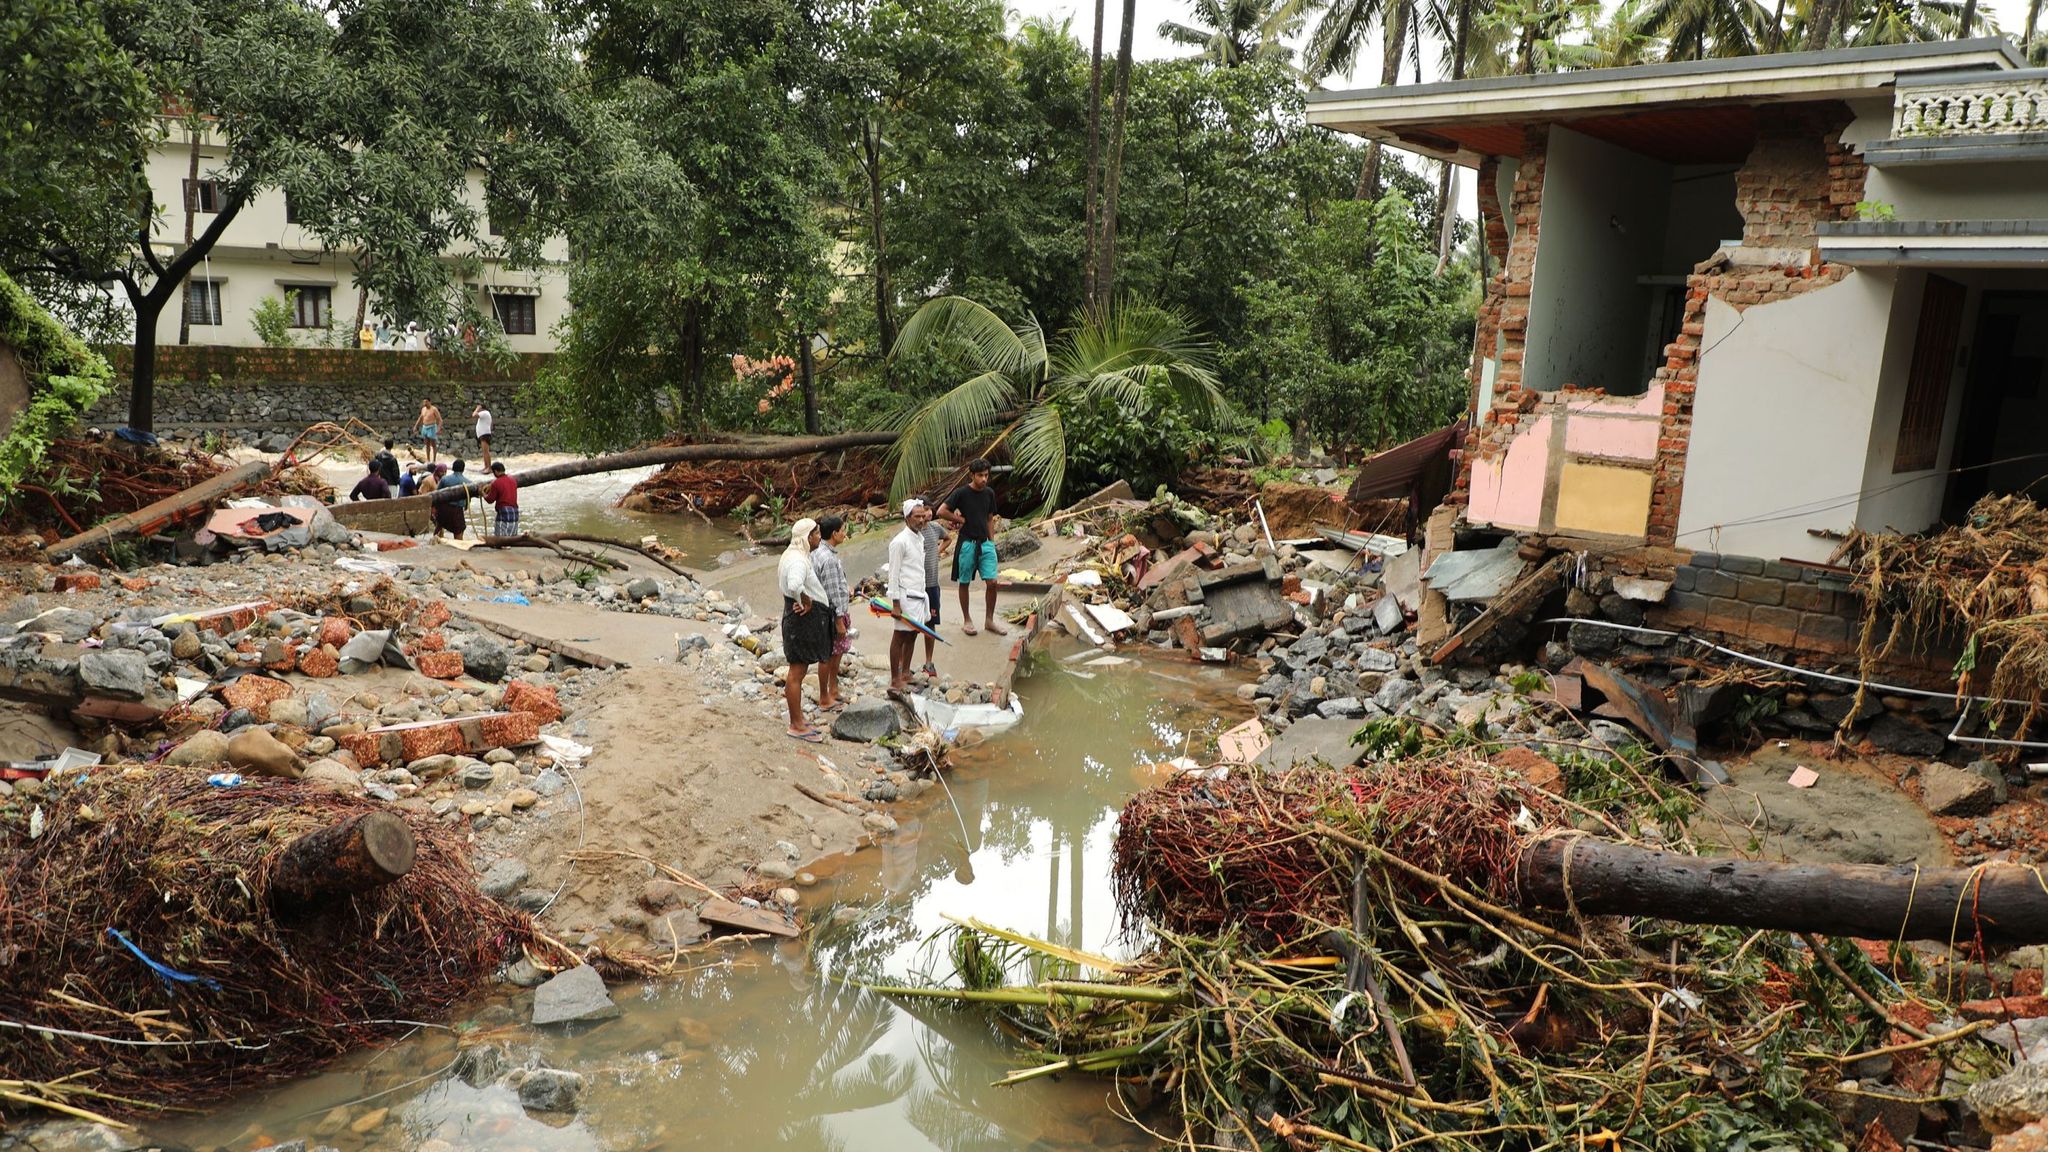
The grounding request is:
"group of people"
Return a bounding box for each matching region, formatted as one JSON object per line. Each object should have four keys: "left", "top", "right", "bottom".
{"left": 347, "top": 431, "right": 519, "bottom": 542}
{"left": 777, "top": 458, "right": 1009, "bottom": 743}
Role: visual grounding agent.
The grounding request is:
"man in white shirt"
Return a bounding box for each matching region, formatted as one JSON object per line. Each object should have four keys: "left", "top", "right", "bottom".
{"left": 887, "top": 499, "right": 932, "bottom": 698}
{"left": 472, "top": 403, "right": 495, "bottom": 469}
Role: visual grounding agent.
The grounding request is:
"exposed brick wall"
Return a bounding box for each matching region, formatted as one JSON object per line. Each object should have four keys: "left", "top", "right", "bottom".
{"left": 1454, "top": 129, "right": 1549, "bottom": 508}
{"left": 88, "top": 345, "right": 556, "bottom": 451}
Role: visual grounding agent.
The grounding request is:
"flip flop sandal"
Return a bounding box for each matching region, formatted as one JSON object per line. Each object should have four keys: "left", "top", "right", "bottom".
{"left": 920, "top": 663, "right": 939, "bottom": 677}
{"left": 787, "top": 729, "right": 825, "bottom": 743}
{"left": 962, "top": 622, "right": 979, "bottom": 635}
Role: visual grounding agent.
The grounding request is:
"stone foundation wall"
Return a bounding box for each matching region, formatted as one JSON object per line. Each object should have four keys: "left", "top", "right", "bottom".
{"left": 88, "top": 346, "right": 556, "bottom": 452}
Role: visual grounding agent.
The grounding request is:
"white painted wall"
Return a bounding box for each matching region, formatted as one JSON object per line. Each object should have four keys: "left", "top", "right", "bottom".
{"left": 1524, "top": 128, "right": 1672, "bottom": 395}
{"left": 1855, "top": 271, "right": 1975, "bottom": 536}
{"left": 140, "top": 123, "right": 566, "bottom": 353}
{"left": 1676, "top": 269, "right": 1899, "bottom": 561}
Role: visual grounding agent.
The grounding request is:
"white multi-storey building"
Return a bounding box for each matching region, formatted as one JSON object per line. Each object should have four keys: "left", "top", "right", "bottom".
{"left": 143, "top": 119, "right": 567, "bottom": 354}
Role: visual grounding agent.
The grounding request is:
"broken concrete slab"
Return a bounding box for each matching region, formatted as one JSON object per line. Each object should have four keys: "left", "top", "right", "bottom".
{"left": 1422, "top": 538, "right": 1524, "bottom": 603}
{"left": 1255, "top": 716, "right": 1369, "bottom": 771}
{"left": 1199, "top": 577, "right": 1294, "bottom": 646}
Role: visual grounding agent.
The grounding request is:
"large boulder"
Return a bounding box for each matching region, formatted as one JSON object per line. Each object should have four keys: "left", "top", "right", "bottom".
{"left": 77, "top": 649, "right": 153, "bottom": 701}
{"left": 531, "top": 964, "right": 619, "bottom": 1026}
{"left": 478, "top": 858, "right": 530, "bottom": 900}
{"left": 1921, "top": 761, "right": 1998, "bottom": 817}
{"left": 832, "top": 699, "right": 903, "bottom": 743}
{"left": 1969, "top": 1061, "right": 2048, "bottom": 1136}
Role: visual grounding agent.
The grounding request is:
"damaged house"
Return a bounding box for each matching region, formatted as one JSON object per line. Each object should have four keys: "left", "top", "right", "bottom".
{"left": 1312, "top": 40, "right": 2048, "bottom": 671}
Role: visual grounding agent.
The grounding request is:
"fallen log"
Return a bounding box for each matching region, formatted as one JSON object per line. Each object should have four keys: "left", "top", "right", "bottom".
{"left": 1515, "top": 834, "right": 2048, "bottom": 945}
{"left": 44, "top": 461, "right": 271, "bottom": 560}
{"left": 424, "top": 430, "right": 900, "bottom": 508}
{"left": 268, "top": 811, "right": 417, "bottom": 910}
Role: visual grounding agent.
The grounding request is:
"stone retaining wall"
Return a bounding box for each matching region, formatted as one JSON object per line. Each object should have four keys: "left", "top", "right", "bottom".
{"left": 89, "top": 346, "right": 555, "bottom": 453}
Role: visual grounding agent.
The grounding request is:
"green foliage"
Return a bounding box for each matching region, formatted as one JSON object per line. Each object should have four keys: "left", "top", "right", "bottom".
{"left": 0, "top": 272, "right": 114, "bottom": 503}
{"left": 1228, "top": 193, "right": 1475, "bottom": 453}
{"left": 887, "top": 295, "right": 1230, "bottom": 513}
{"left": 565, "top": 565, "right": 601, "bottom": 590}
{"left": 251, "top": 292, "right": 296, "bottom": 349}
{"left": 1854, "top": 199, "right": 1898, "bottom": 222}
{"left": 0, "top": 0, "right": 157, "bottom": 339}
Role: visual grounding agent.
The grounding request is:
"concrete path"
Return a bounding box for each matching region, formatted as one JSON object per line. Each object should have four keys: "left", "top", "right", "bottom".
{"left": 455, "top": 598, "right": 718, "bottom": 668}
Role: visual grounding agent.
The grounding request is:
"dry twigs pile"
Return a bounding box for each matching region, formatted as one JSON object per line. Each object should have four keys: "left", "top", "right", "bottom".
{"left": 0, "top": 770, "right": 535, "bottom": 1116}
{"left": 0, "top": 439, "right": 231, "bottom": 538}
{"left": 1842, "top": 493, "right": 2048, "bottom": 736}
{"left": 880, "top": 754, "right": 1997, "bottom": 1151}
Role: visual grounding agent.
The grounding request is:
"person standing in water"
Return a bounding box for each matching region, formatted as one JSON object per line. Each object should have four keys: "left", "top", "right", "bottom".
{"left": 413, "top": 399, "right": 443, "bottom": 463}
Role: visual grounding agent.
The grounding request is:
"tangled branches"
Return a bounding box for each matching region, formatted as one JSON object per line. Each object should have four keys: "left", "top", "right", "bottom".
{"left": 1842, "top": 493, "right": 2048, "bottom": 738}
{"left": 0, "top": 771, "right": 537, "bottom": 1111}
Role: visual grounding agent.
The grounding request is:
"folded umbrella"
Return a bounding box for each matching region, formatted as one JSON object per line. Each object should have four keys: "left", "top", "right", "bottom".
{"left": 866, "top": 596, "right": 949, "bottom": 644}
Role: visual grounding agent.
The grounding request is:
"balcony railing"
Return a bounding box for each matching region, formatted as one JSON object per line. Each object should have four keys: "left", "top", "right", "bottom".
{"left": 1894, "top": 71, "right": 2048, "bottom": 137}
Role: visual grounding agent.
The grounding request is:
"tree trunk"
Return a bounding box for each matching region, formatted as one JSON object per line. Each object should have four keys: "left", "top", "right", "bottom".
{"left": 45, "top": 460, "right": 271, "bottom": 560}
{"left": 1356, "top": 0, "right": 1411, "bottom": 199}
{"left": 128, "top": 300, "right": 162, "bottom": 434}
{"left": 1083, "top": 0, "right": 1107, "bottom": 305}
{"left": 178, "top": 128, "right": 200, "bottom": 347}
{"left": 1515, "top": 835, "right": 2048, "bottom": 945}
{"left": 418, "top": 430, "right": 901, "bottom": 509}
{"left": 798, "top": 331, "right": 820, "bottom": 436}
{"left": 2028, "top": 0, "right": 2043, "bottom": 52}
{"left": 1768, "top": 0, "right": 1789, "bottom": 49}
{"left": 1959, "top": 0, "right": 1979, "bottom": 36}
{"left": 268, "top": 811, "right": 417, "bottom": 911}
{"left": 863, "top": 117, "right": 895, "bottom": 355}
{"left": 1097, "top": 0, "right": 1138, "bottom": 309}
{"left": 1435, "top": 162, "right": 1459, "bottom": 272}
{"left": 1803, "top": 0, "right": 1840, "bottom": 48}
{"left": 683, "top": 305, "right": 705, "bottom": 426}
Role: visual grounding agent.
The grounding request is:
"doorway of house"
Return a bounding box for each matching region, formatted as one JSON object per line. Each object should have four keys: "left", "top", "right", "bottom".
{"left": 1942, "top": 289, "right": 2048, "bottom": 524}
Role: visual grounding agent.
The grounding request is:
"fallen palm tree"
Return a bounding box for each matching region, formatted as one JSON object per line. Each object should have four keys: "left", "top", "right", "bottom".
{"left": 1841, "top": 492, "right": 2048, "bottom": 739}
{"left": 0, "top": 770, "right": 547, "bottom": 1120}
{"left": 875, "top": 757, "right": 2006, "bottom": 1150}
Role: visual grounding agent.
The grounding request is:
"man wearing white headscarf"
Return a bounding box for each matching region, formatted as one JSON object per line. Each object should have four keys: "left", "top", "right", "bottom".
{"left": 887, "top": 500, "right": 932, "bottom": 699}
{"left": 778, "top": 517, "right": 830, "bottom": 741}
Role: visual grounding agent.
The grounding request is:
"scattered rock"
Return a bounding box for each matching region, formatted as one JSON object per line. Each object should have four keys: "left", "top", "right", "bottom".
{"left": 77, "top": 649, "right": 153, "bottom": 701}
{"left": 531, "top": 964, "right": 619, "bottom": 1026}
{"left": 462, "top": 764, "right": 497, "bottom": 790}
{"left": 862, "top": 811, "right": 899, "bottom": 834}
{"left": 459, "top": 633, "right": 510, "bottom": 682}
{"left": 1971, "top": 1062, "right": 2048, "bottom": 1136}
{"left": 625, "top": 577, "right": 661, "bottom": 601}
{"left": 506, "top": 787, "right": 540, "bottom": 810}
{"left": 165, "top": 729, "right": 232, "bottom": 767}
{"left": 648, "top": 909, "right": 706, "bottom": 950}
{"left": 171, "top": 630, "right": 203, "bottom": 660}
{"left": 301, "top": 760, "right": 363, "bottom": 794}
{"left": 1922, "top": 762, "right": 1999, "bottom": 817}
{"left": 1868, "top": 714, "right": 1946, "bottom": 758}
{"left": 756, "top": 859, "right": 797, "bottom": 881}
{"left": 517, "top": 1067, "right": 587, "bottom": 1114}
{"left": 832, "top": 698, "right": 902, "bottom": 742}
{"left": 479, "top": 858, "right": 530, "bottom": 900}
{"left": 452, "top": 1043, "right": 508, "bottom": 1088}
{"left": 348, "top": 1107, "right": 388, "bottom": 1134}
{"left": 503, "top": 956, "right": 548, "bottom": 987}
{"left": 226, "top": 726, "right": 301, "bottom": 779}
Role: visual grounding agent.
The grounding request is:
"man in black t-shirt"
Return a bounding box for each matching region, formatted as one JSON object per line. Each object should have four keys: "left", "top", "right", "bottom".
{"left": 937, "top": 457, "right": 1007, "bottom": 636}
{"left": 371, "top": 439, "right": 402, "bottom": 488}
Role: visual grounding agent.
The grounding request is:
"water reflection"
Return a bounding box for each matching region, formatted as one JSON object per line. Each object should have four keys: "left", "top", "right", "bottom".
{"left": 152, "top": 653, "right": 1249, "bottom": 1152}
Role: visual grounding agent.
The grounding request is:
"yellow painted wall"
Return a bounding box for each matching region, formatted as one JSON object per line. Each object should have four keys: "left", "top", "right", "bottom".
{"left": 1554, "top": 462, "right": 1653, "bottom": 537}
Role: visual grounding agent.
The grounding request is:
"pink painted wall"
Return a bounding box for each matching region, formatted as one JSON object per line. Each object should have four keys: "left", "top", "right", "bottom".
{"left": 1467, "top": 414, "right": 1550, "bottom": 530}
{"left": 1564, "top": 412, "right": 1659, "bottom": 459}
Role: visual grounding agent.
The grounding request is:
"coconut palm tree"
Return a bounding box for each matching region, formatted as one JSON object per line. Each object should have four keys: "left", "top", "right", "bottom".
{"left": 1635, "top": 0, "right": 1772, "bottom": 56}
{"left": 887, "top": 296, "right": 1228, "bottom": 513}
{"left": 1159, "top": 0, "right": 1313, "bottom": 68}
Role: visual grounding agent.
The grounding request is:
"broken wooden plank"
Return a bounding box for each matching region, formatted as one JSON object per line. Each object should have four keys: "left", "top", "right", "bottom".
{"left": 1431, "top": 554, "right": 1569, "bottom": 665}
{"left": 699, "top": 896, "right": 800, "bottom": 939}
{"left": 1574, "top": 660, "right": 1698, "bottom": 756}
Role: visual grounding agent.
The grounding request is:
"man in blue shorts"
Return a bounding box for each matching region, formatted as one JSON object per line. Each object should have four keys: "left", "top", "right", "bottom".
{"left": 938, "top": 458, "right": 1006, "bottom": 636}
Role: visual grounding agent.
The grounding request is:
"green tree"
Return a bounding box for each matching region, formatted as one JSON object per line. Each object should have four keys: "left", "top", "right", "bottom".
{"left": 887, "top": 295, "right": 1229, "bottom": 512}
{"left": 534, "top": 0, "right": 831, "bottom": 445}
{"left": 1226, "top": 193, "right": 1475, "bottom": 454}
{"left": 7, "top": 0, "right": 586, "bottom": 434}
{"left": 1159, "top": 0, "right": 1311, "bottom": 68}
{"left": 1635, "top": 0, "right": 1771, "bottom": 56}
{"left": 0, "top": 0, "right": 157, "bottom": 341}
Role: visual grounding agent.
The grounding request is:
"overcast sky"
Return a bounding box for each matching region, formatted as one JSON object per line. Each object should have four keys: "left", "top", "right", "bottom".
{"left": 1007, "top": 0, "right": 2034, "bottom": 89}
{"left": 1004, "top": 0, "right": 2034, "bottom": 220}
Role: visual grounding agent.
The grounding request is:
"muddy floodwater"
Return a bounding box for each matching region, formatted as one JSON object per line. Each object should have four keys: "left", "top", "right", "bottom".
{"left": 502, "top": 466, "right": 760, "bottom": 567}
{"left": 152, "top": 646, "right": 1253, "bottom": 1152}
